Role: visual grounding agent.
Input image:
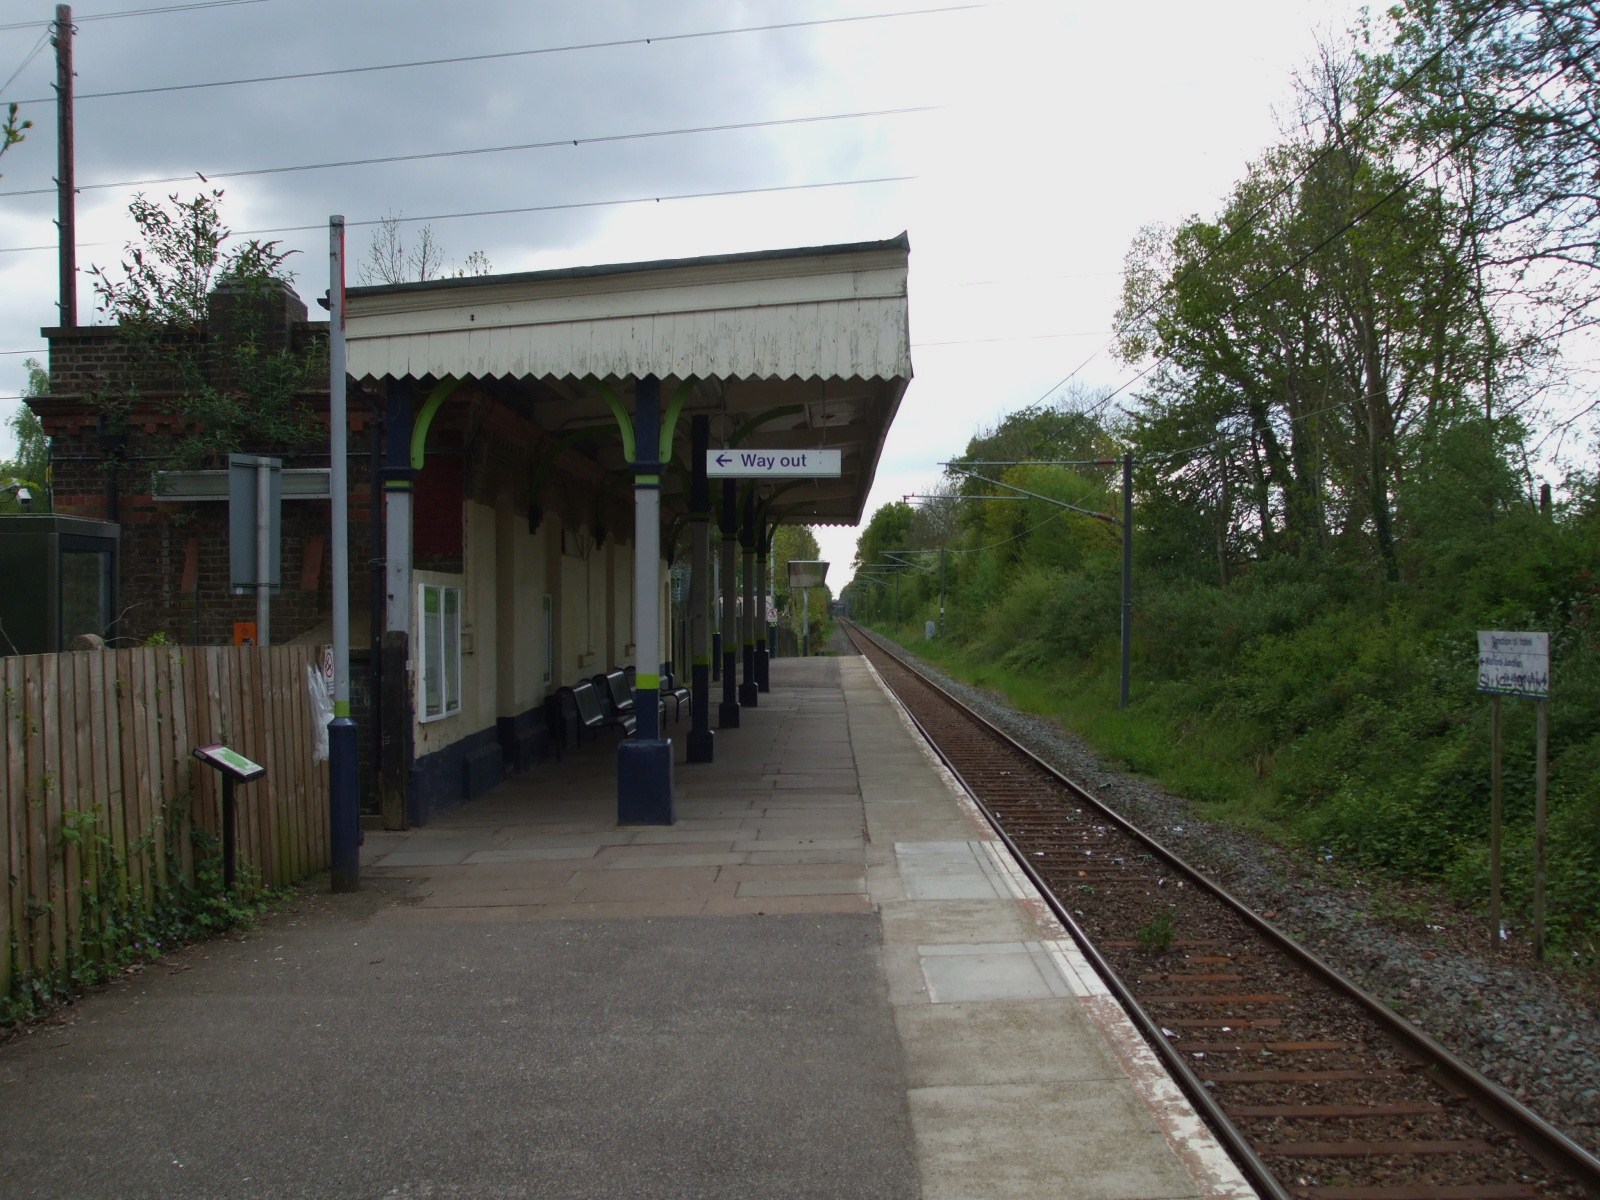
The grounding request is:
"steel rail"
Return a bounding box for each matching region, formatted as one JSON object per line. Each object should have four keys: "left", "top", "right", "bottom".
{"left": 843, "top": 620, "right": 1600, "bottom": 1197}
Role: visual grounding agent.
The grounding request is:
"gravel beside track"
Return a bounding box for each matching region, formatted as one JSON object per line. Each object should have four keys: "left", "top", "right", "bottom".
{"left": 854, "top": 631, "right": 1600, "bottom": 1158}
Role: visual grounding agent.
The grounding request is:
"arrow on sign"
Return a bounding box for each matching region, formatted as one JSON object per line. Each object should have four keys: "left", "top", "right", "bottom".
{"left": 715, "top": 453, "right": 732, "bottom": 467}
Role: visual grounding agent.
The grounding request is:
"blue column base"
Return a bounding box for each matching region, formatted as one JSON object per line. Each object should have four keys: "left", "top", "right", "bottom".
{"left": 617, "top": 738, "right": 674, "bottom": 825}
{"left": 719, "top": 700, "right": 741, "bottom": 728}
{"left": 329, "top": 717, "right": 361, "bottom": 893}
{"left": 756, "top": 647, "right": 770, "bottom": 692}
{"left": 739, "top": 681, "right": 759, "bottom": 706}
{"left": 687, "top": 728, "right": 715, "bottom": 762}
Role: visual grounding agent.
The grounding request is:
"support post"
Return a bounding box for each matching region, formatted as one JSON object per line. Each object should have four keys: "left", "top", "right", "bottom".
{"left": 739, "top": 489, "right": 759, "bottom": 707}
{"left": 383, "top": 381, "right": 415, "bottom": 636}
{"left": 755, "top": 515, "right": 770, "bottom": 692}
{"left": 221, "top": 776, "right": 237, "bottom": 893}
{"left": 617, "top": 376, "right": 673, "bottom": 824}
{"left": 711, "top": 533, "right": 722, "bottom": 681}
{"left": 718, "top": 480, "right": 740, "bottom": 728}
{"left": 1489, "top": 695, "right": 1502, "bottom": 952}
{"left": 939, "top": 546, "right": 947, "bottom": 637}
{"left": 53, "top": 5, "right": 76, "bottom": 327}
{"left": 1120, "top": 452, "right": 1133, "bottom": 709}
{"left": 255, "top": 458, "right": 272, "bottom": 645}
{"left": 1534, "top": 697, "right": 1548, "bottom": 962}
{"left": 380, "top": 379, "right": 414, "bottom": 829}
{"left": 327, "top": 216, "right": 359, "bottom": 892}
{"left": 802, "top": 585, "right": 810, "bottom": 656}
{"left": 687, "top": 415, "right": 714, "bottom": 762}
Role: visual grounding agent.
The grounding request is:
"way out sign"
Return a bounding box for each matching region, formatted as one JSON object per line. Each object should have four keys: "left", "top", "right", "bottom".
{"left": 706, "top": 448, "right": 841, "bottom": 479}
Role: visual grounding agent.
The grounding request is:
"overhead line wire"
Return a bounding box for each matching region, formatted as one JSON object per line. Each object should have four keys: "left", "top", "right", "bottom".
{"left": 6, "top": 5, "right": 982, "bottom": 105}
{"left": 1028, "top": 15, "right": 1483, "bottom": 413}
{"left": 0, "top": 173, "right": 914, "bottom": 254}
{"left": 0, "top": 0, "right": 271, "bottom": 32}
{"left": 1, "top": 28, "right": 49, "bottom": 95}
{"left": 0, "top": 105, "right": 933, "bottom": 199}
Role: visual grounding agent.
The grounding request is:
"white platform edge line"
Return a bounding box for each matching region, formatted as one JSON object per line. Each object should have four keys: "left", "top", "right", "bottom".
{"left": 849, "top": 651, "right": 1261, "bottom": 1199}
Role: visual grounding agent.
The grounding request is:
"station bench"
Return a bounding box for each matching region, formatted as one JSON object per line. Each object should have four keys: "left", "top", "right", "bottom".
{"left": 553, "top": 678, "right": 635, "bottom": 753}
{"left": 548, "top": 668, "right": 696, "bottom": 759}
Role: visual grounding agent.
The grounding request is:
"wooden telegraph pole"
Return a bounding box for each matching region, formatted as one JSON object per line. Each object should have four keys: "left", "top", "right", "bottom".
{"left": 53, "top": 5, "right": 75, "bottom": 327}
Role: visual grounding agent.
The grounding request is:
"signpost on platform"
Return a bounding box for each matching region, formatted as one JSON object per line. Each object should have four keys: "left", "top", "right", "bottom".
{"left": 228, "top": 453, "right": 282, "bottom": 645}
{"left": 787, "top": 560, "right": 828, "bottom": 656}
{"left": 1477, "top": 630, "right": 1551, "bottom": 958}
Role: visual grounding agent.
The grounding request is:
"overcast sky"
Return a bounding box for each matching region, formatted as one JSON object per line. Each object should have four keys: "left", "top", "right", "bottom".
{"left": 0, "top": 0, "right": 1365, "bottom": 580}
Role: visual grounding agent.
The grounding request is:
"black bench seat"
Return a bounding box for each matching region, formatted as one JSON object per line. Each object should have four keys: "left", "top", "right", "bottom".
{"left": 557, "top": 678, "right": 635, "bottom": 748}
{"left": 596, "top": 669, "right": 669, "bottom": 726}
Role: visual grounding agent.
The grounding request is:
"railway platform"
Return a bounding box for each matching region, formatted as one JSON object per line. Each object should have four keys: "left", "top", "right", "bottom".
{"left": 1, "top": 650, "right": 1255, "bottom": 1199}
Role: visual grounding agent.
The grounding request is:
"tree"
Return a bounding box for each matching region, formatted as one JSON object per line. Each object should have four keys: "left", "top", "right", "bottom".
{"left": 87, "top": 190, "right": 325, "bottom": 470}
{"left": 771, "top": 524, "right": 828, "bottom": 648}
{"left": 357, "top": 214, "right": 492, "bottom": 284}
{"left": 1114, "top": 40, "right": 1513, "bottom": 584}
{"left": 0, "top": 360, "right": 49, "bottom": 513}
{"left": 1380, "top": 0, "right": 1600, "bottom": 408}
{"left": 0, "top": 102, "right": 29, "bottom": 179}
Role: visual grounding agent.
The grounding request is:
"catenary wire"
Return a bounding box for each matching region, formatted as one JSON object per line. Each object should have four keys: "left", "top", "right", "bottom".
{"left": 0, "top": 173, "right": 915, "bottom": 255}
{"left": 0, "top": 105, "right": 933, "bottom": 199}
{"left": 1026, "top": 14, "right": 1484, "bottom": 412}
{"left": 1, "top": 28, "right": 50, "bottom": 95}
{"left": 0, "top": 1, "right": 272, "bottom": 33}
{"left": 6, "top": 5, "right": 982, "bottom": 105}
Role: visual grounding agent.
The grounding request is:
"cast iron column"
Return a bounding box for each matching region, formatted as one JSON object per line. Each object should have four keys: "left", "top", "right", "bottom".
{"left": 687, "top": 415, "right": 714, "bottom": 762}
{"left": 617, "top": 376, "right": 673, "bottom": 824}
{"left": 754, "top": 515, "right": 770, "bottom": 692}
{"left": 739, "top": 489, "right": 759, "bottom": 707}
{"left": 718, "top": 480, "right": 741, "bottom": 727}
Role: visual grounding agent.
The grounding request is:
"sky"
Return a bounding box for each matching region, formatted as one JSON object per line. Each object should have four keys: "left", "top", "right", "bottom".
{"left": 0, "top": 0, "right": 1369, "bottom": 584}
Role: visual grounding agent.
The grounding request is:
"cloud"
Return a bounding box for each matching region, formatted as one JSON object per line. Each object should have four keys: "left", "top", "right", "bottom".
{"left": 1, "top": 0, "right": 1364, "bottom": 506}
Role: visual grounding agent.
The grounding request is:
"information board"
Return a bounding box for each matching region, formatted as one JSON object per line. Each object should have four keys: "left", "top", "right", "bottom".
{"left": 1477, "top": 630, "right": 1549, "bottom": 698}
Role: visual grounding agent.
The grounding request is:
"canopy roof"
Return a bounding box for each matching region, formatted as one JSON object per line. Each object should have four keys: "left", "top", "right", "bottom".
{"left": 346, "top": 234, "right": 912, "bottom": 526}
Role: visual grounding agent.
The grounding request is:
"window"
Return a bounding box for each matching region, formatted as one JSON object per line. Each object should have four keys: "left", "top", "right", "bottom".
{"left": 418, "top": 582, "right": 461, "bottom": 721}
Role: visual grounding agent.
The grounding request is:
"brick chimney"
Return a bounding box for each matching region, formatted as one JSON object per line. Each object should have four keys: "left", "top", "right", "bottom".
{"left": 207, "top": 277, "right": 308, "bottom": 351}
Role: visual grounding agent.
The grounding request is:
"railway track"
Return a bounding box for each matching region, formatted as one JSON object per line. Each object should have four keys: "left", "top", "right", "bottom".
{"left": 843, "top": 620, "right": 1600, "bottom": 1200}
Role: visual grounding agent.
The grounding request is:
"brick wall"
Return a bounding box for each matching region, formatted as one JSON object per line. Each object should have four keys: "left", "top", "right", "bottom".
{"left": 32, "top": 305, "right": 383, "bottom": 650}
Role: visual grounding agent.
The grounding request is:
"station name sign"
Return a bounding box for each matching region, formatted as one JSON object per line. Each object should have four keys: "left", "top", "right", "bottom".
{"left": 1477, "top": 630, "right": 1549, "bottom": 699}
{"left": 706, "top": 449, "right": 841, "bottom": 479}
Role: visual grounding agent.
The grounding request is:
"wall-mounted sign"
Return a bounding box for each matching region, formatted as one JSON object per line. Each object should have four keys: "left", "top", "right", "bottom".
{"left": 1477, "top": 630, "right": 1549, "bottom": 698}
{"left": 706, "top": 449, "right": 841, "bottom": 479}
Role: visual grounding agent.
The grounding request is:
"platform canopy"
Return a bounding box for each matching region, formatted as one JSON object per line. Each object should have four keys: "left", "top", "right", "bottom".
{"left": 345, "top": 234, "right": 912, "bottom": 526}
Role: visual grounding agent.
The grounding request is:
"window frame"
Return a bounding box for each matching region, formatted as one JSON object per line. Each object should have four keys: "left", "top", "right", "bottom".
{"left": 417, "top": 581, "right": 462, "bottom": 722}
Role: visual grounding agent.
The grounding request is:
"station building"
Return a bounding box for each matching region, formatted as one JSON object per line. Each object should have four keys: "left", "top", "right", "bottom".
{"left": 29, "top": 234, "right": 912, "bottom": 828}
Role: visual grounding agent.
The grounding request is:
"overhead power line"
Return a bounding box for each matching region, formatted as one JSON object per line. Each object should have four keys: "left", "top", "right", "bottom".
{"left": 0, "top": 0, "right": 271, "bottom": 33}
{"left": 0, "top": 174, "right": 914, "bottom": 255}
{"left": 0, "top": 105, "right": 933, "bottom": 199}
{"left": 1028, "top": 16, "right": 1485, "bottom": 412}
{"left": 6, "top": 5, "right": 982, "bottom": 105}
{"left": 1, "top": 28, "right": 49, "bottom": 94}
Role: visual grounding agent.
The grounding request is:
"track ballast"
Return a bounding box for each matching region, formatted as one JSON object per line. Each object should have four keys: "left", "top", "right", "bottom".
{"left": 844, "top": 620, "right": 1600, "bottom": 1200}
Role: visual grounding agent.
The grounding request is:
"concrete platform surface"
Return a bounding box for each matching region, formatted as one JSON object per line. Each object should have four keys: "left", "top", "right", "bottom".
{"left": 0, "top": 652, "right": 1257, "bottom": 1200}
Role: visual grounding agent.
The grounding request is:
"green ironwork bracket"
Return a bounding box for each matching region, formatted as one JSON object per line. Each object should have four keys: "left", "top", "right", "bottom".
{"left": 588, "top": 376, "right": 697, "bottom": 467}
{"left": 590, "top": 379, "right": 636, "bottom": 464}
{"left": 659, "top": 377, "right": 696, "bottom": 462}
{"left": 409, "top": 377, "right": 464, "bottom": 471}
